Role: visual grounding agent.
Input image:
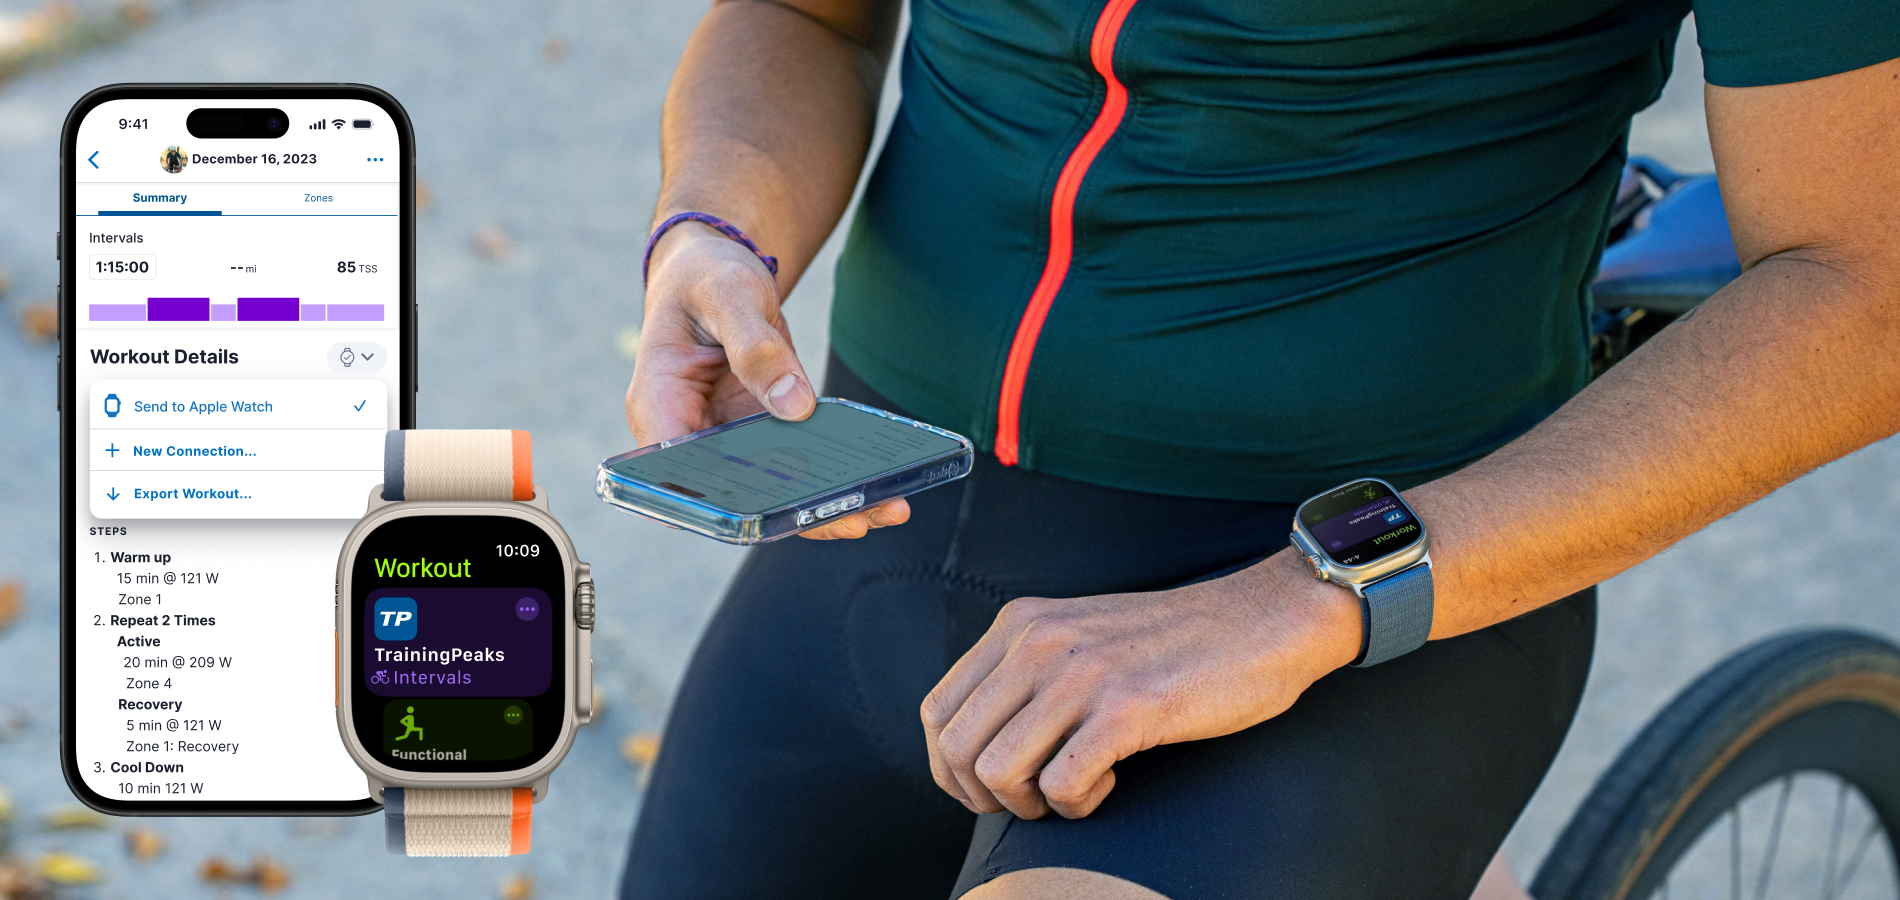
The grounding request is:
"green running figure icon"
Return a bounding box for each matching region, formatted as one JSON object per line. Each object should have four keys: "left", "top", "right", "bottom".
{"left": 396, "top": 706, "right": 424, "bottom": 742}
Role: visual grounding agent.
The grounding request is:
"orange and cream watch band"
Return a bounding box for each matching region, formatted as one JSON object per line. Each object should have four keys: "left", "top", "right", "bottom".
{"left": 382, "top": 429, "right": 534, "bottom": 502}
{"left": 383, "top": 787, "right": 532, "bottom": 856}
{"left": 376, "top": 430, "right": 537, "bottom": 856}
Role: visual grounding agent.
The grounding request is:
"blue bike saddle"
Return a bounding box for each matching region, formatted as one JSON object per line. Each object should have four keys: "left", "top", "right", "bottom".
{"left": 1593, "top": 157, "right": 1742, "bottom": 314}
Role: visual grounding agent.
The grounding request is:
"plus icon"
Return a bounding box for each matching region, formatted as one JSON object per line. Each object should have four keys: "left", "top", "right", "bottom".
{"left": 104, "top": 444, "right": 120, "bottom": 458}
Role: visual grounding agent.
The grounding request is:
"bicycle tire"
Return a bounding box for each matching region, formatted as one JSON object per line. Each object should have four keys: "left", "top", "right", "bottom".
{"left": 1532, "top": 629, "right": 1900, "bottom": 900}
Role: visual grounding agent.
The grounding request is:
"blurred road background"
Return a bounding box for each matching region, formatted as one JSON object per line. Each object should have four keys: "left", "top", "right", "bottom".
{"left": 0, "top": 2, "right": 1893, "bottom": 898}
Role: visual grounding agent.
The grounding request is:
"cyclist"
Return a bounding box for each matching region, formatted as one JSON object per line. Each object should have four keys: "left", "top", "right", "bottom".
{"left": 619, "top": 0, "right": 1900, "bottom": 897}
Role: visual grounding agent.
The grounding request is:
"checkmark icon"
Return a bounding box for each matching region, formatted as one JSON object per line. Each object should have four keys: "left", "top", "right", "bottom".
{"left": 354, "top": 400, "right": 367, "bottom": 411}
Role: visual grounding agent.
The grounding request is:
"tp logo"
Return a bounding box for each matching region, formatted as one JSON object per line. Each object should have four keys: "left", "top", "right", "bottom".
{"left": 373, "top": 597, "right": 418, "bottom": 641}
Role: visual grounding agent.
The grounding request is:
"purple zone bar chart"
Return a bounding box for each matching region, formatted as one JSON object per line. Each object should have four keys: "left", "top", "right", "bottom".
{"left": 88, "top": 298, "right": 384, "bottom": 322}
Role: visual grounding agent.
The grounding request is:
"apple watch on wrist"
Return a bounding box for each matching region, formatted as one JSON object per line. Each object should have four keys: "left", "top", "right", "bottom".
{"left": 1289, "top": 477, "right": 1432, "bottom": 668}
{"left": 336, "top": 429, "right": 596, "bottom": 856}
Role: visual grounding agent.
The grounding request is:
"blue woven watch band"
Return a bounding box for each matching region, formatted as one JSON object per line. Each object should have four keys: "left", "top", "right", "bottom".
{"left": 1353, "top": 564, "right": 1434, "bottom": 667}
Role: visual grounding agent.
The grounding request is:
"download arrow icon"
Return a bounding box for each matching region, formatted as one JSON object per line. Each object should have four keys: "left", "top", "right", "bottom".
{"left": 106, "top": 488, "right": 120, "bottom": 500}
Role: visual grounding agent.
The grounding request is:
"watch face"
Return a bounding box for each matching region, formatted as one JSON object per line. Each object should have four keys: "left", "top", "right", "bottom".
{"left": 1297, "top": 480, "right": 1423, "bottom": 568}
{"left": 347, "top": 513, "right": 567, "bottom": 773}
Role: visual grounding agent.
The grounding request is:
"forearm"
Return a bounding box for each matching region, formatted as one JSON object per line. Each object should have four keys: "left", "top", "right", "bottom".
{"left": 1409, "top": 251, "right": 1900, "bottom": 639}
{"left": 653, "top": 0, "right": 898, "bottom": 291}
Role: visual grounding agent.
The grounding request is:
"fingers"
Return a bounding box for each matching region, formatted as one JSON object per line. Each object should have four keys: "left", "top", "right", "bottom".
{"left": 923, "top": 599, "right": 1066, "bottom": 814}
{"left": 797, "top": 498, "right": 911, "bottom": 540}
{"left": 938, "top": 675, "right": 1036, "bottom": 815}
{"left": 923, "top": 610, "right": 1025, "bottom": 811}
{"left": 676, "top": 246, "right": 813, "bottom": 421}
{"left": 1034, "top": 715, "right": 1127, "bottom": 819}
{"left": 624, "top": 337, "right": 728, "bottom": 446}
{"left": 967, "top": 679, "right": 1092, "bottom": 819}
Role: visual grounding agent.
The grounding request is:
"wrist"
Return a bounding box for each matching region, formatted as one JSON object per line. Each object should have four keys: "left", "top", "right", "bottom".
{"left": 644, "top": 212, "right": 779, "bottom": 287}
{"left": 1247, "top": 549, "right": 1365, "bottom": 677}
{"left": 645, "top": 220, "right": 727, "bottom": 279}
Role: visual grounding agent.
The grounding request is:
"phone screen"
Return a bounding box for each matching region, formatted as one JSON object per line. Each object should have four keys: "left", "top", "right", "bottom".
{"left": 64, "top": 92, "right": 409, "bottom": 811}
{"left": 608, "top": 403, "right": 963, "bottom": 513}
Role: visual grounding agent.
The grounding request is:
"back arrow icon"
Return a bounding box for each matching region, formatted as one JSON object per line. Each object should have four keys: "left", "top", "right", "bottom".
{"left": 106, "top": 487, "right": 120, "bottom": 500}
{"left": 88, "top": 151, "right": 99, "bottom": 169}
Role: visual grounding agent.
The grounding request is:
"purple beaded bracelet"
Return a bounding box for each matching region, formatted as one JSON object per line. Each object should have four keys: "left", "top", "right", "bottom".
{"left": 642, "top": 211, "right": 780, "bottom": 285}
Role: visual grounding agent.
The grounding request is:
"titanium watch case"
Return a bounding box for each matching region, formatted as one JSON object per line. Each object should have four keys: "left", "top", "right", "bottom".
{"left": 1288, "top": 477, "right": 1432, "bottom": 597}
{"left": 335, "top": 486, "right": 595, "bottom": 804}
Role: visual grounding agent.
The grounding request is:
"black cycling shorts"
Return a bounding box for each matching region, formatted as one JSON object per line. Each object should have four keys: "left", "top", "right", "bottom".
{"left": 619, "top": 355, "right": 1595, "bottom": 900}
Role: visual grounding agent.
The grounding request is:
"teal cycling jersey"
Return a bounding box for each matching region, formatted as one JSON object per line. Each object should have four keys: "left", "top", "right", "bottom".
{"left": 827, "top": 0, "right": 1899, "bottom": 502}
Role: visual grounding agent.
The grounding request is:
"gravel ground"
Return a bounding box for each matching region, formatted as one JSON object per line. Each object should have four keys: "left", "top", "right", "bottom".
{"left": 0, "top": 3, "right": 1893, "bottom": 897}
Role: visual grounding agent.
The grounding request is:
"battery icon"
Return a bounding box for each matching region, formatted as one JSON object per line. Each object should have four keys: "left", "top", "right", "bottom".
{"left": 352, "top": 119, "right": 372, "bottom": 129}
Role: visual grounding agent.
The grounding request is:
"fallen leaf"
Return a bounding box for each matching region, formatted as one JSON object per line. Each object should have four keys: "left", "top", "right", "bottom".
{"left": 198, "top": 855, "right": 238, "bottom": 882}
{"left": 0, "top": 860, "right": 47, "bottom": 899}
{"left": 499, "top": 870, "right": 535, "bottom": 900}
{"left": 621, "top": 732, "right": 660, "bottom": 768}
{"left": 200, "top": 854, "right": 289, "bottom": 892}
{"left": 18, "top": 304, "right": 56, "bottom": 343}
{"left": 615, "top": 325, "right": 641, "bottom": 362}
{"left": 42, "top": 805, "right": 108, "bottom": 830}
{"left": 124, "top": 827, "right": 164, "bottom": 862}
{"left": 253, "top": 856, "right": 289, "bottom": 894}
{"left": 472, "top": 225, "right": 514, "bottom": 262}
{"left": 415, "top": 178, "right": 432, "bottom": 212}
{"left": 0, "top": 579, "right": 19, "bottom": 634}
{"left": 542, "top": 36, "right": 567, "bottom": 63}
{"left": 36, "top": 852, "right": 100, "bottom": 885}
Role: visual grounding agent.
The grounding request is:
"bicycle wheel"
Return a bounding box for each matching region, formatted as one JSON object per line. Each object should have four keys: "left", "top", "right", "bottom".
{"left": 1533, "top": 629, "right": 1900, "bottom": 900}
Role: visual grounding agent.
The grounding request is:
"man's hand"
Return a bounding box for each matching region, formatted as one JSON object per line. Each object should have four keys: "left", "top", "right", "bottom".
{"left": 920, "top": 551, "right": 1361, "bottom": 819}
{"left": 626, "top": 223, "right": 908, "bottom": 539}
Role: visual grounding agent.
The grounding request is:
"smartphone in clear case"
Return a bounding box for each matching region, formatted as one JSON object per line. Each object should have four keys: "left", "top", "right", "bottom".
{"left": 596, "top": 398, "right": 974, "bottom": 544}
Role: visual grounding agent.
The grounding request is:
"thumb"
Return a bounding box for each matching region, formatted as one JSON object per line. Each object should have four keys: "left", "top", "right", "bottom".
{"left": 708, "top": 306, "right": 817, "bottom": 421}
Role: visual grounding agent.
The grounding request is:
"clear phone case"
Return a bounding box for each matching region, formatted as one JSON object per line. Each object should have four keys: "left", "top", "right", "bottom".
{"left": 595, "top": 398, "right": 974, "bottom": 545}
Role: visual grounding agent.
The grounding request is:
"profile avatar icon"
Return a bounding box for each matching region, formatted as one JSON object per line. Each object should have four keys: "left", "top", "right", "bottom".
{"left": 396, "top": 706, "right": 424, "bottom": 742}
{"left": 159, "top": 145, "right": 187, "bottom": 174}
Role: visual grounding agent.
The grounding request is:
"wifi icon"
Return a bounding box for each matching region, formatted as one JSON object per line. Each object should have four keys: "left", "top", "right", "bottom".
{"left": 331, "top": 119, "right": 345, "bottom": 129}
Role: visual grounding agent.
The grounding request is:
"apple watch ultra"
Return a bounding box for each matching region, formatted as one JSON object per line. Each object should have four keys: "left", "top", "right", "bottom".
{"left": 1289, "top": 477, "right": 1432, "bottom": 668}
{"left": 336, "top": 430, "right": 596, "bottom": 856}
